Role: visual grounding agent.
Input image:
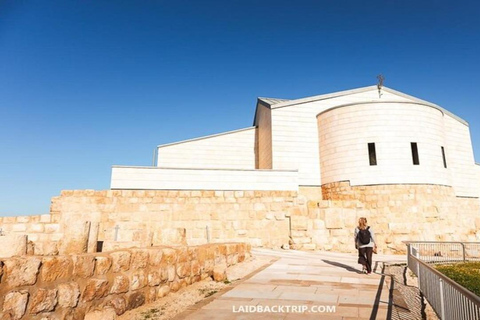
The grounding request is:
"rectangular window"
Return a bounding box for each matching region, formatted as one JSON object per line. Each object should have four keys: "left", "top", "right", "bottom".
{"left": 441, "top": 146, "right": 447, "bottom": 168}
{"left": 368, "top": 143, "right": 377, "bottom": 166}
{"left": 411, "top": 142, "right": 420, "bottom": 165}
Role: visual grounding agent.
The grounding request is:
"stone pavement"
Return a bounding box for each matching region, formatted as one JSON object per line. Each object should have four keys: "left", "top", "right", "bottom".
{"left": 176, "top": 248, "right": 407, "bottom": 320}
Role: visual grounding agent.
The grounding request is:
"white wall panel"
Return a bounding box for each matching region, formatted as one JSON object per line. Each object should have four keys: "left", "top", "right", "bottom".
{"left": 317, "top": 102, "right": 451, "bottom": 186}
{"left": 111, "top": 166, "right": 298, "bottom": 191}
{"left": 157, "top": 127, "right": 255, "bottom": 170}
{"left": 271, "top": 89, "right": 415, "bottom": 185}
{"left": 444, "top": 117, "right": 479, "bottom": 197}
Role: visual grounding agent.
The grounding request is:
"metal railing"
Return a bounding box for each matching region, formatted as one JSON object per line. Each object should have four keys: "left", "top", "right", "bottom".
{"left": 407, "top": 241, "right": 480, "bottom": 264}
{"left": 406, "top": 241, "right": 480, "bottom": 320}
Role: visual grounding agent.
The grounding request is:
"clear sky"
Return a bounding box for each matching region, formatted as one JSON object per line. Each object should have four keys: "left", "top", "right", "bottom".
{"left": 1, "top": 1, "right": 479, "bottom": 216}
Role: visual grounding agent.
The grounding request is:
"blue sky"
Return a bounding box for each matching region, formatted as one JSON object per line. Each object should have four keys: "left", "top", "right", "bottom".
{"left": 1, "top": 1, "right": 479, "bottom": 216}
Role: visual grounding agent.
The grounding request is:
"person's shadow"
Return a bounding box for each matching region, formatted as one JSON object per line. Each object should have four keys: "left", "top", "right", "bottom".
{"left": 322, "top": 259, "right": 363, "bottom": 274}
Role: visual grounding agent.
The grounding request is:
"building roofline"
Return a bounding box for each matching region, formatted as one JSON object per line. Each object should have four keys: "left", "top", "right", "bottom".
{"left": 156, "top": 126, "right": 256, "bottom": 149}
{"left": 270, "top": 85, "right": 379, "bottom": 109}
{"left": 112, "top": 165, "right": 298, "bottom": 173}
{"left": 382, "top": 87, "right": 468, "bottom": 125}
{"left": 315, "top": 100, "right": 468, "bottom": 126}
{"left": 260, "top": 85, "right": 467, "bottom": 125}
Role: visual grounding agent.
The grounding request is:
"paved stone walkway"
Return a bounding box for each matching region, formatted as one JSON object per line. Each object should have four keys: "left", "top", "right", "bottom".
{"left": 176, "top": 249, "right": 407, "bottom": 320}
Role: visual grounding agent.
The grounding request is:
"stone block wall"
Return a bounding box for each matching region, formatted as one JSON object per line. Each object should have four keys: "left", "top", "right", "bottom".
{"left": 0, "top": 214, "right": 62, "bottom": 256}
{"left": 3, "top": 183, "right": 478, "bottom": 257}
{"left": 51, "top": 190, "right": 298, "bottom": 254}
{"left": 294, "top": 182, "right": 480, "bottom": 253}
{"left": 0, "top": 243, "right": 250, "bottom": 319}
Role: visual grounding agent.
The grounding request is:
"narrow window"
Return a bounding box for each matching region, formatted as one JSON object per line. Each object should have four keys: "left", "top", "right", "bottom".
{"left": 441, "top": 146, "right": 447, "bottom": 168}
{"left": 368, "top": 143, "right": 377, "bottom": 166}
{"left": 411, "top": 142, "right": 420, "bottom": 165}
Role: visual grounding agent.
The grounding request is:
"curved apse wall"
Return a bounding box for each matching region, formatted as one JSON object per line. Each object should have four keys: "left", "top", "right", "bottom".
{"left": 317, "top": 102, "right": 453, "bottom": 187}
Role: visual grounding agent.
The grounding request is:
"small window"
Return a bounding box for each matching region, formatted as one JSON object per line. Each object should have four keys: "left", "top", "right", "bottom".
{"left": 441, "top": 146, "right": 447, "bottom": 168}
{"left": 411, "top": 142, "right": 420, "bottom": 165}
{"left": 368, "top": 143, "right": 377, "bottom": 166}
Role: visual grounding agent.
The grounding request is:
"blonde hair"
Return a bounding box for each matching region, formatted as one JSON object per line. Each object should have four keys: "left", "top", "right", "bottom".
{"left": 358, "top": 217, "right": 368, "bottom": 230}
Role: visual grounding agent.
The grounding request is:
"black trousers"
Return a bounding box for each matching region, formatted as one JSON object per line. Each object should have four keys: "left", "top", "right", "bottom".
{"left": 358, "top": 247, "right": 374, "bottom": 273}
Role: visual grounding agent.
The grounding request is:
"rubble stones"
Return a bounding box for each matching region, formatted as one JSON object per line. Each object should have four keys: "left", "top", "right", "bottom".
{"left": 57, "top": 282, "right": 80, "bottom": 308}
{"left": 29, "top": 288, "right": 58, "bottom": 314}
{"left": 82, "top": 279, "right": 109, "bottom": 302}
{"left": 110, "top": 275, "right": 130, "bottom": 294}
{"left": 72, "top": 255, "right": 95, "bottom": 278}
{"left": 0, "top": 243, "right": 249, "bottom": 320}
{"left": 110, "top": 251, "right": 131, "bottom": 273}
{"left": 2, "top": 290, "right": 29, "bottom": 320}
{"left": 41, "top": 256, "right": 72, "bottom": 282}
{"left": 94, "top": 256, "right": 112, "bottom": 275}
{"left": 4, "top": 257, "right": 41, "bottom": 287}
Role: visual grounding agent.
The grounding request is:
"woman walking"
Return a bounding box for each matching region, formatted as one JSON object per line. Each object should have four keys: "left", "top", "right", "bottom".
{"left": 354, "top": 217, "right": 377, "bottom": 274}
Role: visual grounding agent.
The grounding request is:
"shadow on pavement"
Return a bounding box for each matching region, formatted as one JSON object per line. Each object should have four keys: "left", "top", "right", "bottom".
{"left": 321, "top": 259, "right": 364, "bottom": 274}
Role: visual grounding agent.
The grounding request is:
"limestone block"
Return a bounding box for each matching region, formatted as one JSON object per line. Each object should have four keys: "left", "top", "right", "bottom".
{"left": 302, "top": 244, "right": 317, "bottom": 250}
{"left": 29, "top": 288, "right": 58, "bottom": 314}
{"left": 72, "top": 254, "right": 95, "bottom": 278}
{"left": 28, "top": 224, "right": 44, "bottom": 233}
{"left": 110, "top": 275, "right": 130, "bottom": 294}
{"left": 166, "top": 265, "right": 176, "bottom": 282}
{"left": 253, "top": 203, "right": 266, "bottom": 211}
{"left": 226, "top": 253, "right": 238, "bottom": 266}
{"left": 213, "top": 263, "right": 227, "bottom": 282}
{"left": 106, "top": 297, "right": 127, "bottom": 316}
{"left": 131, "top": 249, "right": 149, "bottom": 270}
{"left": 176, "top": 262, "right": 191, "bottom": 279}
{"left": 82, "top": 279, "right": 109, "bottom": 302}
{"left": 34, "top": 241, "right": 59, "bottom": 256}
{"left": 84, "top": 307, "right": 116, "bottom": 320}
{"left": 57, "top": 282, "right": 80, "bottom": 308}
{"left": 110, "top": 251, "right": 131, "bottom": 272}
{"left": 148, "top": 249, "right": 163, "bottom": 267}
{"left": 313, "top": 219, "right": 326, "bottom": 230}
{"left": 388, "top": 223, "right": 413, "bottom": 234}
{"left": 59, "top": 220, "right": 91, "bottom": 254}
{"left": 324, "top": 210, "right": 345, "bottom": 229}
{"left": 0, "top": 235, "right": 27, "bottom": 258}
{"left": 275, "top": 213, "right": 286, "bottom": 220}
{"left": 161, "top": 248, "right": 177, "bottom": 264}
{"left": 4, "top": 257, "right": 41, "bottom": 287}
{"left": 2, "top": 290, "right": 29, "bottom": 320}
{"left": 41, "top": 256, "right": 72, "bottom": 282}
{"left": 130, "top": 271, "right": 147, "bottom": 290}
{"left": 95, "top": 256, "right": 112, "bottom": 275}
{"left": 157, "top": 285, "right": 170, "bottom": 299}
{"left": 191, "top": 260, "right": 201, "bottom": 276}
{"left": 12, "top": 224, "right": 27, "bottom": 233}
{"left": 291, "top": 237, "right": 311, "bottom": 244}
{"left": 40, "top": 214, "right": 51, "bottom": 223}
{"left": 148, "top": 271, "right": 161, "bottom": 286}
{"left": 475, "top": 218, "right": 480, "bottom": 230}
{"left": 170, "top": 281, "right": 181, "bottom": 292}
{"left": 291, "top": 216, "right": 308, "bottom": 230}
{"left": 126, "top": 291, "right": 145, "bottom": 310}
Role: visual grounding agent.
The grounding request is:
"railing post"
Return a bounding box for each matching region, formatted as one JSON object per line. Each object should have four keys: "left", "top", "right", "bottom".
{"left": 439, "top": 278, "right": 446, "bottom": 320}
{"left": 461, "top": 242, "right": 466, "bottom": 262}
{"left": 206, "top": 225, "right": 210, "bottom": 243}
{"left": 406, "top": 244, "right": 410, "bottom": 267}
{"left": 416, "top": 249, "right": 421, "bottom": 285}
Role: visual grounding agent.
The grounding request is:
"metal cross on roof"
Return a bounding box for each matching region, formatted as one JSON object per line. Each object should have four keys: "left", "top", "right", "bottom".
{"left": 377, "top": 74, "right": 385, "bottom": 89}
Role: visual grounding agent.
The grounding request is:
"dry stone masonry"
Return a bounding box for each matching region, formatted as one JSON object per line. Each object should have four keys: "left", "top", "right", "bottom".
{"left": 0, "top": 243, "right": 249, "bottom": 319}
{"left": 1, "top": 185, "right": 479, "bottom": 259}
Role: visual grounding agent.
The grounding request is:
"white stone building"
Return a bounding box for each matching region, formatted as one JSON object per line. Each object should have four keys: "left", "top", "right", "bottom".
{"left": 111, "top": 85, "right": 480, "bottom": 199}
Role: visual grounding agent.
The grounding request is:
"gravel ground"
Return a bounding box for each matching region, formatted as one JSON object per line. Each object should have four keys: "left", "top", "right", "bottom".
{"left": 383, "top": 264, "right": 439, "bottom": 320}
{"left": 119, "top": 255, "right": 275, "bottom": 320}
